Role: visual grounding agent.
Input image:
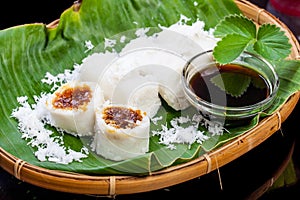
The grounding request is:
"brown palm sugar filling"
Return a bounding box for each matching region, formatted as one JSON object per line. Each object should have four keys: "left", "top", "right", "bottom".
{"left": 102, "top": 106, "right": 143, "bottom": 129}
{"left": 52, "top": 85, "right": 92, "bottom": 110}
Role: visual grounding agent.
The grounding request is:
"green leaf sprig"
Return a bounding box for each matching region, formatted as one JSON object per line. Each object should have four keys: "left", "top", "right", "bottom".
{"left": 210, "top": 72, "right": 251, "bottom": 97}
{"left": 213, "top": 14, "right": 292, "bottom": 64}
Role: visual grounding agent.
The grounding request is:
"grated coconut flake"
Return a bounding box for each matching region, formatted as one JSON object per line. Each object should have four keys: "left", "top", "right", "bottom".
{"left": 11, "top": 95, "right": 88, "bottom": 164}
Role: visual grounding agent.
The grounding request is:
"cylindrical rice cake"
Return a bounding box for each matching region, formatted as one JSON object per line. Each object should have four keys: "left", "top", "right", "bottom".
{"left": 45, "top": 81, "right": 104, "bottom": 137}
{"left": 93, "top": 103, "right": 150, "bottom": 161}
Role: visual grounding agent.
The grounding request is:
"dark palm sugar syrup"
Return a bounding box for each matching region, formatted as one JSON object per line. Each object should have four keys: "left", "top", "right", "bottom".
{"left": 189, "top": 63, "right": 270, "bottom": 126}
{"left": 190, "top": 63, "right": 270, "bottom": 107}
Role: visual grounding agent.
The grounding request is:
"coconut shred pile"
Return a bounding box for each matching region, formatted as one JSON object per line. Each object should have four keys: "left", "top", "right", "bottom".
{"left": 11, "top": 16, "right": 224, "bottom": 164}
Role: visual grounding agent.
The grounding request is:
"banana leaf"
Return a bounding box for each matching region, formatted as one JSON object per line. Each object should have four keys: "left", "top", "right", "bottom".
{"left": 1, "top": 0, "right": 300, "bottom": 175}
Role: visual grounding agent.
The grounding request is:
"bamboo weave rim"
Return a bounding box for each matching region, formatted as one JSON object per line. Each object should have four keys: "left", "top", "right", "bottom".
{"left": 1, "top": 0, "right": 300, "bottom": 196}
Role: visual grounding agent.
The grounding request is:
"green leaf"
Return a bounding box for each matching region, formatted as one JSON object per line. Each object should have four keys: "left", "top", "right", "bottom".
{"left": 0, "top": 0, "right": 246, "bottom": 175}
{"left": 254, "top": 24, "right": 291, "bottom": 60}
{"left": 252, "top": 75, "right": 267, "bottom": 90}
{"left": 214, "top": 14, "right": 256, "bottom": 38}
{"left": 263, "top": 59, "right": 300, "bottom": 115}
{"left": 210, "top": 72, "right": 251, "bottom": 97}
{"left": 0, "top": 0, "right": 300, "bottom": 176}
{"left": 269, "top": 159, "right": 297, "bottom": 190}
{"left": 213, "top": 34, "right": 251, "bottom": 64}
{"left": 213, "top": 14, "right": 292, "bottom": 64}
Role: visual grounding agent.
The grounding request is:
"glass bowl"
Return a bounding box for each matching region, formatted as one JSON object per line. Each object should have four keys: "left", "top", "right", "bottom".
{"left": 182, "top": 50, "right": 279, "bottom": 127}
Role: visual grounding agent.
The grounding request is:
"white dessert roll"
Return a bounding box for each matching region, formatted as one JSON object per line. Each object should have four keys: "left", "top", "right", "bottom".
{"left": 45, "top": 81, "right": 104, "bottom": 137}
{"left": 93, "top": 103, "right": 150, "bottom": 161}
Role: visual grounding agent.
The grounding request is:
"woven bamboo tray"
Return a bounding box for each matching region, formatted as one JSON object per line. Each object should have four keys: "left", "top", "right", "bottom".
{"left": 1, "top": 0, "right": 300, "bottom": 196}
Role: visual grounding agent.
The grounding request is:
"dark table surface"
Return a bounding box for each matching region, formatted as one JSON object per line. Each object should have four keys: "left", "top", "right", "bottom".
{"left": 1, "top": 0, "right": 300, "bottom": 199}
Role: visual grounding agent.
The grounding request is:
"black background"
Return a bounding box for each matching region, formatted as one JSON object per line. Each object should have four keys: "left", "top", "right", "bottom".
{"left": 0, "top": 0, "right": 75, "bottom": 30}
{"left": 1, "top": 0, "right": 300, "bottom": 199}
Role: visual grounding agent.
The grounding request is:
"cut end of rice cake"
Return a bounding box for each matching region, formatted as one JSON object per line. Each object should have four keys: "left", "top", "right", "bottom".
{"left": 45, "top": 81, "right": 105, "bottom": 137}
{"left": 113, "top": 84, "right": 162, "bottom": 119}
{"left": 93, "top": 103, "right": 150, "bottom": 161}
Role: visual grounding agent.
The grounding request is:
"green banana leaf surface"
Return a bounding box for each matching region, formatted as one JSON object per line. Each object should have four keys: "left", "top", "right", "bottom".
{"left": 1, "top": 0, "right": 300, "bottom": 175}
